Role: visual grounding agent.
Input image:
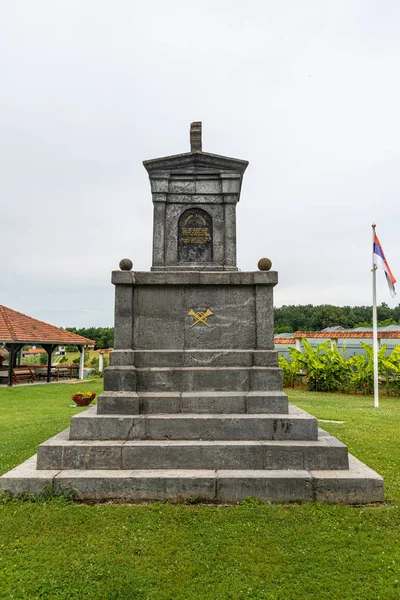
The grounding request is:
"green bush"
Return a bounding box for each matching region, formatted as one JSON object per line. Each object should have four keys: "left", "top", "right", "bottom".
{"left": 283, "top": 340, "right": 400, "bottom": 396}
{"left": 278, "top": 355, "right": 302, "bottom": 388}
{"left": 39, "top": 353, "right": 48, "bottom": 365}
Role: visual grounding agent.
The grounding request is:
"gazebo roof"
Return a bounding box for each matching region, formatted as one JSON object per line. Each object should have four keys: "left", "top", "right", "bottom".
{"left": 0, "top": 305, "right": 95, "bottom": 346}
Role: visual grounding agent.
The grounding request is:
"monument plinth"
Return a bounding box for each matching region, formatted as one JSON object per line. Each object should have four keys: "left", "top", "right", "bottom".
{"left": 0, "top": 123, "right": 384, "bottom": 504}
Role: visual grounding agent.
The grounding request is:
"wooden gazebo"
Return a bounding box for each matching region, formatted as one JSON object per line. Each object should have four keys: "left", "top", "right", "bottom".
{"left": 0, "top": 305, "right": 95, "bottom": 386}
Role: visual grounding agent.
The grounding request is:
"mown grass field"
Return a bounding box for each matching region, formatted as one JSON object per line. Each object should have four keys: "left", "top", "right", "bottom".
{"left": 0, "top": 384, "right": 399, "bottom": 599}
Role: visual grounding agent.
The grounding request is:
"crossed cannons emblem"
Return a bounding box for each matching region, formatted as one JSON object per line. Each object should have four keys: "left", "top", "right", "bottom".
{"left": 188, "top": 308, "right": 213, "bottom": 328}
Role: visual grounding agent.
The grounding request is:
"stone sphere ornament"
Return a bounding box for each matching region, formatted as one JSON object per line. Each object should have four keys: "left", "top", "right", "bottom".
{"left": 258, "top": 258, "right": 272, "bottom": 271}
{"left": 119, "top": 258, "right": 133, "bottom": 271}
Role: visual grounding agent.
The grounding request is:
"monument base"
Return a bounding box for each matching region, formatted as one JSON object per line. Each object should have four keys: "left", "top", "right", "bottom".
{"left": 0, "top": 401, "right": 384, "bottom": 503}
{"left": 0, "top": 269, "right": 384, "bottom": 503}
{"left": 0, "top": 451, "right": 383, "bottom": 504}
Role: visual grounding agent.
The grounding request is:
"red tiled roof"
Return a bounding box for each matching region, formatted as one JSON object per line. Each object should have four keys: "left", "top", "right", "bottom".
{"left": 274, "top": 338, "right": 296, "bottom": 345}
{"left": 0, "top": 305, "right": 95, "bottom": 346}
{"left": 293, "top": 330, "right": 400, "bottom": 339}
{"left": 22, "top": 348, "right": 46, "bottom": 354}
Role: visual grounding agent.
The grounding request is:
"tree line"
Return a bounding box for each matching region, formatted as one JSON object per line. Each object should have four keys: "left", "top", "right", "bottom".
{"left": 66, "top": 327, "right": 114, "bottom": 349}
{"left": 274, "top": 303, "right": 400, "bottom": 333}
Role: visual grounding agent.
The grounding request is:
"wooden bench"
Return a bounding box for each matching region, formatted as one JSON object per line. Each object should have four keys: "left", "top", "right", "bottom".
{"left": 33, "top": 367, "right": 49, "bottom": 380}
{"left": 55, "top": 367, "right": 71, "bottom": 379}
{"left": 12, "top": 367, "right": 36, "bottom": 384}
{"left": 54, "top": 365, "right": 80, "bottom": 379}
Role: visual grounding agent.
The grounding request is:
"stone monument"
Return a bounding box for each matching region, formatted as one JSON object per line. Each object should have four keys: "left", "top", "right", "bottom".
{"left": 0, "top": 123, "right": 384, "bottom": 503}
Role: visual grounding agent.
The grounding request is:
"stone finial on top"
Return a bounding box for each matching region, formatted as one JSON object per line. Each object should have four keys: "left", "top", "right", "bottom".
{"left": 119, "top": 258, "right": 133, "bottom": 271}
{"left": 258, "top": 258, "right": 272, "bottom": 271}
{"left": 190, "top": 121, "right": 202, "bottom": 153}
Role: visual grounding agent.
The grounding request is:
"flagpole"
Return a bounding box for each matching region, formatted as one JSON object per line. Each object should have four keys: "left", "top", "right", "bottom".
{"left": 372, "top": 223, "right": 379, "bottom": 408}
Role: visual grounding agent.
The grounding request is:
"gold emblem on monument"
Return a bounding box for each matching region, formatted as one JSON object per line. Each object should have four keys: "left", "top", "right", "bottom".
{"left": 188, "top": 308, "right": 213, "bottom": 328}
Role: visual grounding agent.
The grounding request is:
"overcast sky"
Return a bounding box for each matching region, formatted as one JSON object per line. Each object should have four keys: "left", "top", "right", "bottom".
{"left": 2, "top": 0, "right": 400, "bottom": 327}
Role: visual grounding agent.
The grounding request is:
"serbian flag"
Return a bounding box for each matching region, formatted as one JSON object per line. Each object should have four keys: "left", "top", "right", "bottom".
{"left": 373, "top": 233, "right": 397, "bottom": 297}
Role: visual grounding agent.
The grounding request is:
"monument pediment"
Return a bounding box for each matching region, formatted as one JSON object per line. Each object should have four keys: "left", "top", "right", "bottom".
{"left": 143, "top": 151, "right": 249, "bottom": 176}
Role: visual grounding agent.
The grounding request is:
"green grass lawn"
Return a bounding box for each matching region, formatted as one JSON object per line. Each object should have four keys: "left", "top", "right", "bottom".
{"left": 0, "top": 381, "right": 103, "bottom": 476}
{"left": 1, "top": 385, "right": 400, "bottom": 599}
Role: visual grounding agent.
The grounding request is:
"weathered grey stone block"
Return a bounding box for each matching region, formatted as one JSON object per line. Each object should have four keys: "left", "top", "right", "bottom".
{"left": 62, "top": 444, "right": 123, "bottom": 470}
{"left": 37, "top": 429, "right": 69, "bottom": 469}
{"left": 0, "top": 456, "right": 58, "bottom": 495}
{"left": 109, "top": 350, "right": 135, "bottom": 367}
{"left": 139, "top": 392, "right": 181, "bottom": 414}
{"left": 104, "top": 367, "right": 137, "bottom": 392}
{"left": 184, "top": 286, "right": 256, "bottom": 349}
{"left": 97, "top": 392, "right": 139, "bottom": 415}
{"left": 252, "top": 351, "right": 278, "bottom": 367}
{"left": 253, "top": 271, "right": 278, "bottom": 285}
{"left": 250, "top": 368, "right": 283, "bottom": 390}
{"left": 150, "top": 175, "right": 169, "bottom": 194}
{"left": 135, "top": 367, "right": 251, "bottom": 392}
{"left": 142, "top": 414, "right": 318, "bottom": 441}
{"left": 199, "top": 272, "right": 231, "bottom": 285}
{"left": 262, "top": 439, "right": 348, "bottom": 471}
{"left": 67, "top": 411, "right": 317, "bottom": 442}
{"left": 216, "top": 470, "right": 313, "bottom": 503}
{"left": 69, "top": 409, "right": 145, "bottom": 441}
{"left": 133, "top": 286, "right": 186, "bottom": 350}
{"left": 182, "top": 350, "right": 253, "bottom": 368}
{"left": 134, "top": 367, "right": 285, "bottom": 393}
{"left": 37, "top": 444, "right": 63, "bottom": 470}
{"left": 229, "top": 272, "right": 254, "bottom": 285}
{"left": 122, "top": 441, "right": 264, "bottom": 470}
{"left": 111, "top": 270, "right": 135, "bottom": 285}
{"left": 53, "top": 470, "right": 217, "bottom": 501}
{"left": 114, "top": 285, "right": 133, "bottom": 349}
{"left": 180, "top": 392, "right": 246, "bottom": 414}
{"left": 303, "top": 445, "right": 349, "bottom": 470}
{"left": 246, "top": 391, "right": 288, "bottom": 414}
{"left": 255, "top": 285, "right": 274, "bottom": 349}
{"left": 220, "top": 173, "right": 241, "bottom": 194}
{"left": 311, "top": 455, "right": 384, "bottom": 504}
{"left": 134, "top": 351, "right": 185, "bottom": 368}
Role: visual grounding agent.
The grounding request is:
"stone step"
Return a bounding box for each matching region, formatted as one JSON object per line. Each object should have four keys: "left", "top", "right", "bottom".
{"left": 97, "top": 391, "right": 289, "bottom": 415}
{"left": 104, "top": 366, "right": 283, "bottom": 393}
{"left": 36, "top": 429, "right": 349, "bottom": 471}
{"left": 69, "top": 406, "right": 318, "bottom": 441}
{"left": 131, "top": 349, "right": 279, "bottom": 369}
{"left": 0, "top": 454, "right": 384, "bottom": 504}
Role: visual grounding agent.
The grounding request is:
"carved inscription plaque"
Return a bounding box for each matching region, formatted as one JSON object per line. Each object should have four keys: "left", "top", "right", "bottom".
{"left": 178, "top": 208, "right": 213, "bottom": 263}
